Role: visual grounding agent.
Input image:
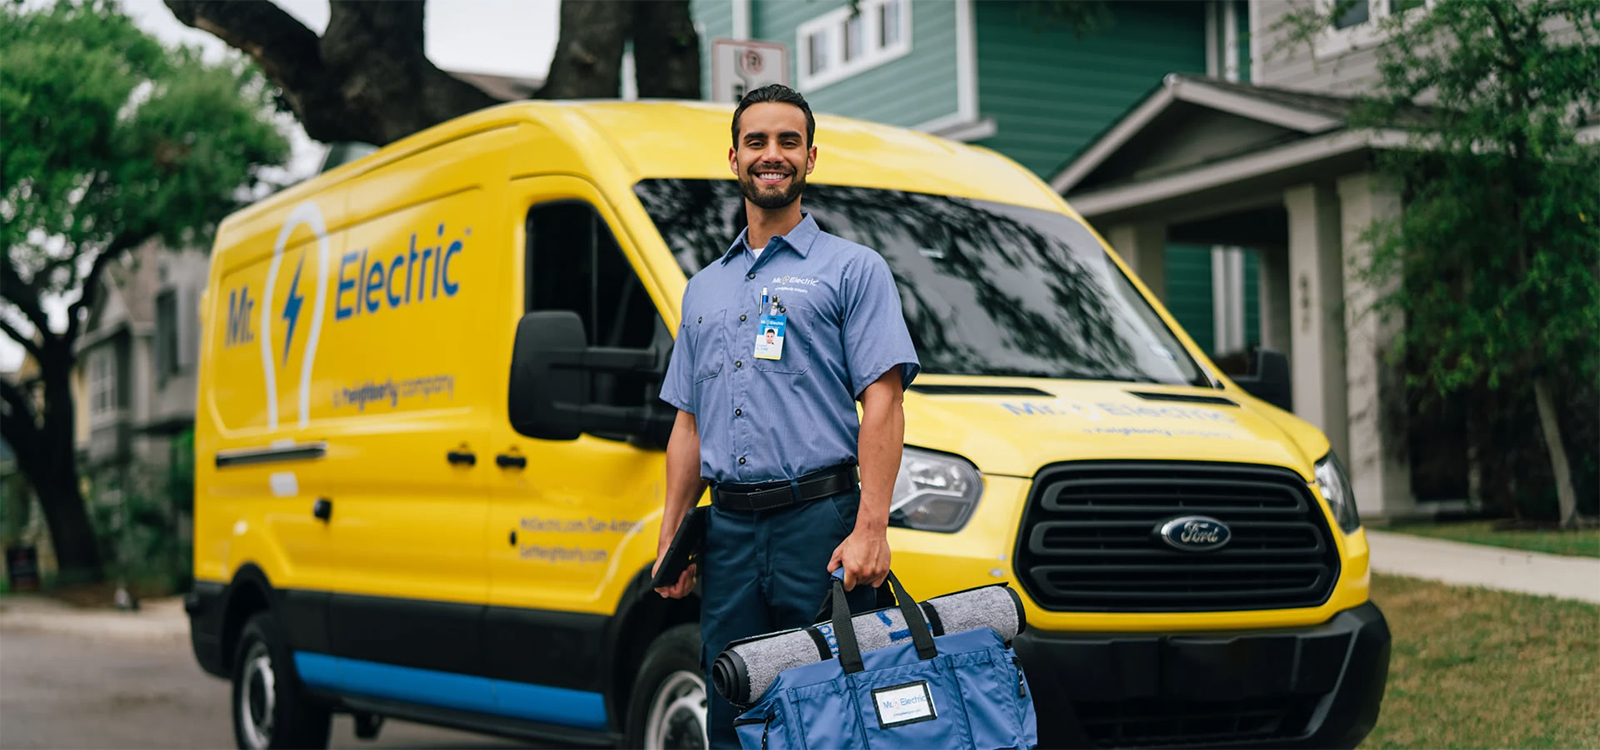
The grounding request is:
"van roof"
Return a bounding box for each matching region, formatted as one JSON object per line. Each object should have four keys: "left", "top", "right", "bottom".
{"left": 224, "top": 99, "right": 1075, "bottom": 234}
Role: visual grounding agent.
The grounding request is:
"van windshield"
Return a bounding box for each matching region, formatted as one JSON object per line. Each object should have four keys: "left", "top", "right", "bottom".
{"left": 633, "top": 179, "right": 1211, "bottom": 387}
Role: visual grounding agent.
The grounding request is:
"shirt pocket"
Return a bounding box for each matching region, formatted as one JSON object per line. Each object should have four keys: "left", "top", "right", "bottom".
{"left": 692, "top": 306, "right": 727, "bottom": 383}
{"left": 753, "top": 298, "right": 812, "bottom": 376}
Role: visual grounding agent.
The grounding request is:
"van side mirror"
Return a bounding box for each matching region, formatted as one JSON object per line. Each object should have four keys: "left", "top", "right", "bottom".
{"left": 1232, "top": 347, "right": 1293, "bottom": 412}
{"left": 507, "top": 311, "right": 676, "bottom": 447}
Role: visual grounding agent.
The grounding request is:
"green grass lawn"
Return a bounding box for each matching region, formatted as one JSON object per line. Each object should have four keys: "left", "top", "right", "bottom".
{"left": 1362, "top": 573, "right": 1600, "bottom": 749}
{"left": 1382, "top": 520, "right": 1600, "bottom": 559}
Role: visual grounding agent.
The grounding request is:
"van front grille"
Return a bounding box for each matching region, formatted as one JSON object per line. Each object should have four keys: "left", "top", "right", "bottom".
{"left": 1014, "top": 461, "right": 1340, "bottom": 612}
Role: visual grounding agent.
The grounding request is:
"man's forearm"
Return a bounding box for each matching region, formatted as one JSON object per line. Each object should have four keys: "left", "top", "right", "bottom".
{"left": 661, "top": 410, "right": 707, "bottom": 548}
{"left": 856, "top": 377, "right": 906, "bottom": 533}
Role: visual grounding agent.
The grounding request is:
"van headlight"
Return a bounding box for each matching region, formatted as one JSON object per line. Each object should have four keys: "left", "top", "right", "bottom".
{"left": 888, "top": 448, "right": 983, "bottom": 533}
{"left": 1314, "top": 450, "right": 1362, "bottom": 532}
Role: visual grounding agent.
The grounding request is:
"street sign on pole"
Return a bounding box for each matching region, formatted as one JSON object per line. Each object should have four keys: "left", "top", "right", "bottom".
{"left": 710, "top": 38, "right": 790, "bottom": 104}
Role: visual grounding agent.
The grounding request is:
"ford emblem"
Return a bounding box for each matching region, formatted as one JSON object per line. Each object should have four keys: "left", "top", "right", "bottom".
{"left": 1156, "top": 516, "right": 1231, "bottom": 552}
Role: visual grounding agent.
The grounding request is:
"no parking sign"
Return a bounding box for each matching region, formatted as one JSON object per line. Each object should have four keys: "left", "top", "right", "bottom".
{"left": 710, "top": 38, "right": 790, "bottom": 103}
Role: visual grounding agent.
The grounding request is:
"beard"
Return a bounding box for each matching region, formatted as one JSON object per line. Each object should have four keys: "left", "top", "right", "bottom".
{"left": 740, "top": 165, "right": 805, "bottom": 209}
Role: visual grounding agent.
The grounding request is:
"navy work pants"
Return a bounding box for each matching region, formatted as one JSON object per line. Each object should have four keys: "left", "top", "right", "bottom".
{"left": 700, "top": 490, "right": 878, "bottom": 749}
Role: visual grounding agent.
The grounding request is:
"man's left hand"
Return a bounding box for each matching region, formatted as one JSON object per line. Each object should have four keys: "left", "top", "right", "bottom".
{"left": 828, "top": 526, "right": 891, "bottom": 591}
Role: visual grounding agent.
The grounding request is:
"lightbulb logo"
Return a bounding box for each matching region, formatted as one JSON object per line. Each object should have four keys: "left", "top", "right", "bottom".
{"left": 260, "top": 201, "right": 331, "bottom": 431}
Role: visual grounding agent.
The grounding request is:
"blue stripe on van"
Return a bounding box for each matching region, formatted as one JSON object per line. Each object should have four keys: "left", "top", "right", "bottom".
{"left": 293, "top": 652, "right": 609, "bottom": 730}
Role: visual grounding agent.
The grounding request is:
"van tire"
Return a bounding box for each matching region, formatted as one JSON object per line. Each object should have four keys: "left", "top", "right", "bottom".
{"left": 626, "top": 624, "right": 708, "bottom": 750}
{"left": 231, "top": 612, "right": 331, "bottom": 750}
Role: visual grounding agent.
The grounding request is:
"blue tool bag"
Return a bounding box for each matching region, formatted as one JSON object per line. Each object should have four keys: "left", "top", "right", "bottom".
{"left": 730, "top": 570, "right": 1038, "bottom": 750}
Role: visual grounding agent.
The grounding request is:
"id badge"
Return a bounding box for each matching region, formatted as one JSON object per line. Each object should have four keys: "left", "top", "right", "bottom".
{"left": 753, "top": 313, "right": 786, "bottom": 360}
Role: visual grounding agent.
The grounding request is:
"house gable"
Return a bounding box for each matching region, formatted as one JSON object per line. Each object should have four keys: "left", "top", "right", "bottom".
{"left": 1049, "top": 73, "right": 1365, "bottom": 196}
{"left": 1076, "top": 103, "right": 1303, "bottom": 192}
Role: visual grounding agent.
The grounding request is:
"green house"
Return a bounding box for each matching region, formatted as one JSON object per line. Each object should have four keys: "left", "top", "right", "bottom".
{"left": 690, "top": 0, "right": 1260, "bottom": 359}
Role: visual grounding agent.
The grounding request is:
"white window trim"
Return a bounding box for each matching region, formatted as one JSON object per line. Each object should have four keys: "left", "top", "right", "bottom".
{"left": 796, "top": 0, "right": 912, "bottom": 92}
{"left": 89, "top": 346, "right": 118, "bottom": 426}
{"left": 1316, "top": 0, "right": 1436, "bottom": 59}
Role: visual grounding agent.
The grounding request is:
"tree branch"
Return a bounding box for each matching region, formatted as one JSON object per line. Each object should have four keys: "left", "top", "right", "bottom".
{"left": 0, "top": 251, "right": 55, "bottom": 344}
{"left": 64, "top": 232, "right": 148, "bottom": 345}
{"left": 0, "top": 313, "right": 44, "bottom": 362}
{"left": 319, "top": 0, "right": 497, "bottom": 144}
{"left": 164, "top": 0, "right": 496, "bottom": 145}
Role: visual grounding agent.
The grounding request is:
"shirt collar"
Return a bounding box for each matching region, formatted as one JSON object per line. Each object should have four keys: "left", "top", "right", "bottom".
{"left": 721, "top": 213, "right": 821, "bottom": 264}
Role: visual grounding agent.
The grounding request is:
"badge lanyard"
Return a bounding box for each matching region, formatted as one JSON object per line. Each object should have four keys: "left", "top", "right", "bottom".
{"left": 754, "top": 286, "right": 786, "bottom": 361}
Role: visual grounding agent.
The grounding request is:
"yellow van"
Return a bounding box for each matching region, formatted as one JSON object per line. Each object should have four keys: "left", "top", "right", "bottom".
{"left": 186, "top": 99, "right": 1390, "bottom": 750}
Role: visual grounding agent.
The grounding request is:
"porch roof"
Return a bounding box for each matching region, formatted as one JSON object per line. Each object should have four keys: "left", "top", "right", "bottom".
{"left": 1048, "top": 74, "right": 1424, "bottom": 224}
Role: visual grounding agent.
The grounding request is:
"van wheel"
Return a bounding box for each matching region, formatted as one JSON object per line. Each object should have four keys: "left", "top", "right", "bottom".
{"left": 626, "top": 624, "right": 708, "bottom": 750}
{"left": 232, "top": 612, "right": 331, "bottom": 750}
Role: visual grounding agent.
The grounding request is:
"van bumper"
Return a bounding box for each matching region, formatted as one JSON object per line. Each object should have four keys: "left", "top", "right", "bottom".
{"left": 185, "top": 582, "right": 229, "bottom": 679}
{"left": 1014, "top": 602, "right": 1391, "bottom": 749}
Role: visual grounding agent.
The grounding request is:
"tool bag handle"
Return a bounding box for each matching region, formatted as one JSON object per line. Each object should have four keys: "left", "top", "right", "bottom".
{"left": 828, "top": 569, "right": 937, "bottom": 674}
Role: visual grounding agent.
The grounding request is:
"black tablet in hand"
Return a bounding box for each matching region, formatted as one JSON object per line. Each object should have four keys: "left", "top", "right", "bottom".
{"left": 651, "top": 506, "right": 708, "bottom": 590}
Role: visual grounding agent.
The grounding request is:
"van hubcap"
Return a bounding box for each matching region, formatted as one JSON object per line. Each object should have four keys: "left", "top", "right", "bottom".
{"left": 239, "top": 646, "right": 276, "bottom": 748}
{"left": 645, "top": 670, "right": 707, "bottom": 750}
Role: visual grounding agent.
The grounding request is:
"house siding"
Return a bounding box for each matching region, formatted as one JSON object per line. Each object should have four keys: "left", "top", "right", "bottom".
{"left": 971, "top": 0, "right": 1209, "bottom": 180}
{"left": 690, "top": 0, "right": 736, "bottom": 98}
{"left": 1251, "top": 0, "right": 1383, "bottom": 94}
{"left": 750, "top": 0, "right": 959, "bottom": 129}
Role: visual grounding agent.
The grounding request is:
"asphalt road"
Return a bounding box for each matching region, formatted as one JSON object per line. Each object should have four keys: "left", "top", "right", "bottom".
{"left": 0, "top": 628, "right": 525, "bottom": 749}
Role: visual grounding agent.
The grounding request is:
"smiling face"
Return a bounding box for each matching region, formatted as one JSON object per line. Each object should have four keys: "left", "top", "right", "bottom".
{"left": 729, "top": 101, "right": 816, "bottom": 210}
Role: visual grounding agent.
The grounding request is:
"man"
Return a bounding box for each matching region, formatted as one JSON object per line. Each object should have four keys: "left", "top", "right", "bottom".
{"left": 651, "top": 84, "right": 919, "bottom": 748}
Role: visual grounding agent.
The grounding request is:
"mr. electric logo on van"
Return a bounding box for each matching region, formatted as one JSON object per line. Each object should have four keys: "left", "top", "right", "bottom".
{"left": 232, "top": 201, "right": 470, "bottom": 430}
{"left": 333, "top": 222, "right": 469, "bottom": 320}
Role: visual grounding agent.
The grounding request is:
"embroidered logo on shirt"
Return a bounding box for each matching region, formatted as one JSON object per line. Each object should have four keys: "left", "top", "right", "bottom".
{"left": 771, "top": 275, "right": 821, "bottom": 286}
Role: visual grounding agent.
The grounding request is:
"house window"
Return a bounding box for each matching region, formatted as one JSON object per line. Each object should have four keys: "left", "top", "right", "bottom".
{"left": 796, "top": 0, "right": 912, "bottom": 92}
{"left": 156, "top": 289, "right": 179, "bottom": 379}
{"left": 844, "top": 13, "right": 864, "bottom": 62}
{"left": 1333, "top": 0, "right": 1369, "bottom": 29}
{"left": 1318, "top": 0, "right": 1435, "bottom": 57}
{"left": 808, "top": 30, "right": 829, "bottom": 76}
{"left": 879, "top": 0, "right": 902, "bottom": 47}
{"left": 90, "top": 347, "right": 117, "bottom": 418}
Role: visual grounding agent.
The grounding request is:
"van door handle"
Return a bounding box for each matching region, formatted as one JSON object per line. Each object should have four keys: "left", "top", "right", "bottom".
{"left": 447, "top": 450, "right": 476, "bottom": 466}
{"left": 496, "top": 453, "right": 526, "bottom": 469}
{"left": 313, "top": 498, "right": 332, "bottom": 522}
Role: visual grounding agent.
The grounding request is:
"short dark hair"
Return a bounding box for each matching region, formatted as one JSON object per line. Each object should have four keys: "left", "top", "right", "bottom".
{"left": 731, "top": 84, "right": 815, "bottom": 147}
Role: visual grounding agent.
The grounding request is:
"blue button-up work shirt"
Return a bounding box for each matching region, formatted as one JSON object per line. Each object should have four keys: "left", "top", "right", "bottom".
{"left": 659, "top": 214, "right": 920, "bottom": 485}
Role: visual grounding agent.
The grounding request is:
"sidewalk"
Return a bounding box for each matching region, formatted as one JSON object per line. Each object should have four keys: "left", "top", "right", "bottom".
{"left": 0, "top": 594, "right": 189, "bottom": 641}
{"left": 1365, "top": 529, "right": 1600, "bottom": 603}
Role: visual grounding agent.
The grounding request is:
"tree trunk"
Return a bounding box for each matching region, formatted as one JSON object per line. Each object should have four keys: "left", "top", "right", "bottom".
{"left": 1531, "top": 375, "right": 1579, "bottom": 528}
{"left": 33, "top": 465, "right": 103, "bottom": 585}
{"left": 539, "top": 0, "right": 631, "bottom": 100}
{"left": 632, "top": 0, "right": 702, "bottom": 99}
{"left": 1, "top": 344, "right": 105, "bottom": 584}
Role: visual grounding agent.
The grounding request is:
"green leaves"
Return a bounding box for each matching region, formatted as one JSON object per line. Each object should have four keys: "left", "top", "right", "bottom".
{"left": 1, "top": 0, "right": 290, "bottom": 304}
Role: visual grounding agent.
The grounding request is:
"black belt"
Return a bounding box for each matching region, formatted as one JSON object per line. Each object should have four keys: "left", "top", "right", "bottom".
{"left": 711, "top": 464, "right": 859, "bottom": 512}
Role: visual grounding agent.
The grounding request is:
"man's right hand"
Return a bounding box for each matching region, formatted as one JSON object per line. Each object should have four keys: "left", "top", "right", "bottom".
{"left": 652, "top": 550, "right": 696, "bottom": 599}
{"left": 655, "top": 409, "right": 704, "bottom": 600}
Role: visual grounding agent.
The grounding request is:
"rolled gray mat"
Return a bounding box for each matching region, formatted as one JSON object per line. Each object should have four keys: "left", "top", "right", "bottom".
{"left": 712, "top": 583, "right": 1026, "bottom": 708}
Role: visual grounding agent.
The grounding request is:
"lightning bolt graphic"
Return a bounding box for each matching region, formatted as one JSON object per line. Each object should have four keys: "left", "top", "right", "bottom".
{"left": 281, "top": 254, "right": 305, "bottom": 367}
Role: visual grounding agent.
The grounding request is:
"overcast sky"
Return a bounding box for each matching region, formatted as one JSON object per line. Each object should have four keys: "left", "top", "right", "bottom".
{"left": 2, "top": 0, "right": 561, "bottom": 371}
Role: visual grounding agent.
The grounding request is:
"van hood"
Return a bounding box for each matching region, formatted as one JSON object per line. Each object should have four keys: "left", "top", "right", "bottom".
{"left": 900, "top": 377, "right": 1323, "bottom": 479}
